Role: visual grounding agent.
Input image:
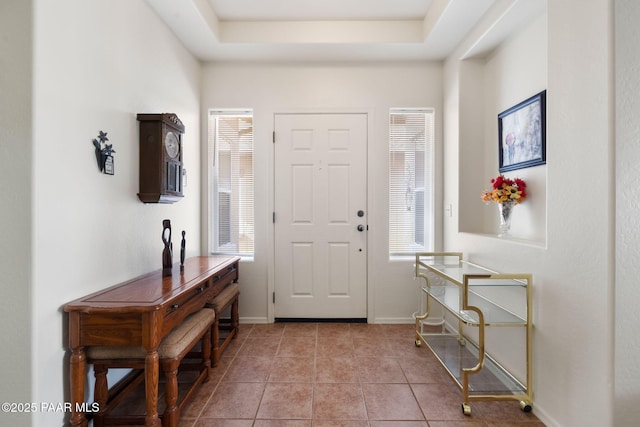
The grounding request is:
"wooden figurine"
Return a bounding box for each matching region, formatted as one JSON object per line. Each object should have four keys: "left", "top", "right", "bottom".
{"left": 180, "top": 230, "right": 186, "bottom": 271}
{"left": 162, "top": 219, "right": 173, "bottom": 276}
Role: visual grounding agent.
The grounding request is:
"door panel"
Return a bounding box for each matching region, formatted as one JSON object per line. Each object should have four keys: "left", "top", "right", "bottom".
{"left": 274, "top": 113, "right": 367, "bottom": 319}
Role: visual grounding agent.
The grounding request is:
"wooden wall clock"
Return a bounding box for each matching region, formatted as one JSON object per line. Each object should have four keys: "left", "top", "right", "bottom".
{"left": 136, "top": 113, "right": 185, "bottom": 203}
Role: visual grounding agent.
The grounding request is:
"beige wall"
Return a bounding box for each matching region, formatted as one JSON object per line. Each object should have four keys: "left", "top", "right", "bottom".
{"left": 615, "top": 0, "right": 640, "bottom": 425}
{"left": 0, "top": 1, "right": 33, "bottom": 426}
{"left": 444, "top": 1, "right": 615, "bottom": 426}
{"left": 201, "top": 62, "right": 444, "bottom": 324}
{"left": 29, "top": 1, "right": 202, "bottom": 425}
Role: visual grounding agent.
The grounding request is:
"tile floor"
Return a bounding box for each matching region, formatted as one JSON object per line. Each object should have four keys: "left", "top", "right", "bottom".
{"left": 178, "top": 323, "right": 545, "bottom": 427}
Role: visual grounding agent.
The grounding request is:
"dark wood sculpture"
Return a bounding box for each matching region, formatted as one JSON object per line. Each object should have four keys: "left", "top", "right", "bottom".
{"left": 162, "top": 219, "right": 172, "bottom": 276}
{"left": 180, "top": 230, "right": 186, "bottom": 271}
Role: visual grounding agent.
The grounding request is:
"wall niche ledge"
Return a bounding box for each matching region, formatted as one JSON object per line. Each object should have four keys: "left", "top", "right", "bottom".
{"left": 460, "top": 232, "right": 547, "bottom": 249}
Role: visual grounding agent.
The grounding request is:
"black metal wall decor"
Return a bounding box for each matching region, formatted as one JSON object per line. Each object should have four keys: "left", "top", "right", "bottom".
{"left": 92, "top": 130, "right": 115, "bottom": 175}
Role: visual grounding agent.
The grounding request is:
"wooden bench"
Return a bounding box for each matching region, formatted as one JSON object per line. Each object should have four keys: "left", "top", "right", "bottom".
{"left": 87, "top": 307, "right": 215, "bottom": 427}
{"left": 207, "top": 282, "right": 240, "bottom": 366}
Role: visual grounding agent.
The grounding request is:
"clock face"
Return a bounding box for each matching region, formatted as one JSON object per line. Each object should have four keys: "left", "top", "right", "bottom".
{"left": 164, "top": 131, "right": 180, "bottom": 159}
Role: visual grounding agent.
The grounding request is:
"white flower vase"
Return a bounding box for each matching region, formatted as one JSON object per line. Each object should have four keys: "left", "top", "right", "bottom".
{"left": 498, "top": 200, "right": 516, "bottom": 237}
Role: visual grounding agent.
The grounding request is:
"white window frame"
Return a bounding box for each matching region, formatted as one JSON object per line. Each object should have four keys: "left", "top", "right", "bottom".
{"left": 208, "top": 109, "right": 254, "bottom": 258}
{"left": 388, "top": 108, "right": 435, "bottom": 257}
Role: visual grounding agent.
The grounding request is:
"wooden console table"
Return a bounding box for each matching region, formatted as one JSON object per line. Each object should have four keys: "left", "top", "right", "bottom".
{"left": 64, "top": 256, "right": 240, "bottom": 427}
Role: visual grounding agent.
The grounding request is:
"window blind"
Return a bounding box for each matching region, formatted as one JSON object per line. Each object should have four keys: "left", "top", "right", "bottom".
{"left": 389, "top": 108, "right": 434, "bottom": 255}
{"left": 209, "top": 110, "right": 254, "bottom": 256}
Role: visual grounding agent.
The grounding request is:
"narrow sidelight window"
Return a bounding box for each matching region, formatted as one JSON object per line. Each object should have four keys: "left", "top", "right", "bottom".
{"left": 389, "top": 108, "right": 434, "bottom": 256}
{"left": 209, "top": 110, "right": 254, "bottom": 256}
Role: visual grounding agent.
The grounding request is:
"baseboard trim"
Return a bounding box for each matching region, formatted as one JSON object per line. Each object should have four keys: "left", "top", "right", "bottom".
{"left": 274, "top": 318, "right": 367, "bottom": 323}
{"left": 371, "top": 317, "right": 416, "bottom": 324}
{"left": 239, "top": 317, "right": 269, "bottom": 324}
{"left": 240, "top": 317, "right": 419, "bottom": 324}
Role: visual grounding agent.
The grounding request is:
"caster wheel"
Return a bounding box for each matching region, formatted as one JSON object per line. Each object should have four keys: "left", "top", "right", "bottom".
{"left": 415, "top": 339, "right": 421, "bottom": 347}
{"left": 461, "top": 403, "right": 471, "bottom": 415}
{"left": 520, "top": 401, "right": 532, "bottom": 412}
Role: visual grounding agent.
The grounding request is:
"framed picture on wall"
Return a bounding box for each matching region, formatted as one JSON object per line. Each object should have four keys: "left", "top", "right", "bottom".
{"left": 498, "top": 90, "right": 546, "bottom": 172}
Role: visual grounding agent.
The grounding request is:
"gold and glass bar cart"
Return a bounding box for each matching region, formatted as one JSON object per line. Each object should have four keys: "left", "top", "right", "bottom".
{"left": 413, "top": 252, "right": 533, "bottom": 415}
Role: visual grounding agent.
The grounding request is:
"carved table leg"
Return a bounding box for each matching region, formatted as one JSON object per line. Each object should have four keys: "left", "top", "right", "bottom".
{"left": 69, "top": 347, "right": 88, "bottom": 427}
{"left": 145, "top": 350, "right": 161, "bottom": 427}
{"left": 163, "top": 364, "right": 179, "bottom": 427}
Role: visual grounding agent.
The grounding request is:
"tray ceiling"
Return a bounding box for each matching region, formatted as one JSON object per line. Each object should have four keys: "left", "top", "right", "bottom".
{"left": 145, "top": 0, "right": 546, "bottom": 62}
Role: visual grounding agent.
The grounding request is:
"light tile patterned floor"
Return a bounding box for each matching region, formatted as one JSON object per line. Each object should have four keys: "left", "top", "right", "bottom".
{"left": 178, "top": 323, "right": 545, "bottom": 427}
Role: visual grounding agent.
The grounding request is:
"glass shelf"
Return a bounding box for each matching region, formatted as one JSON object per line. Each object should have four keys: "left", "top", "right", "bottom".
{"left": 421, "top": 282, "right": 527, "bottom": 325}
{"left": 423, "top": 334, "right": 526, "bottom": 395}
{"left": 413, "top": 252, "right": 533, "bottom": 415}
{"left": 418, "top": 258, "right": 528, "bottom": 288}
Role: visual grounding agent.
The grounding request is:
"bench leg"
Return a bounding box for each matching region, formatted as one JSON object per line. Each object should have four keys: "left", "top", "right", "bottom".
{"left": 231, "top": 296, "right": 239, "bottom": 339}
{"left": 202, "top": 327, "right": 212, "bottom": 379}
{"left": 93, "top": 364, "right": 108, "bottom": 427}
{"left": 211, "top": 316, "right": 220, "bottom": 367}
{"left": 211, "top": 294, "right": 240, "bottom": 367}
{"left": 162, "top": 363, "right": 179, "bottom": 427}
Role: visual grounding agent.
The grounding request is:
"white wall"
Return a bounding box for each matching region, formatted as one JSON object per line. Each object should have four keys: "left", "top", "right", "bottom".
{"left": 444, "top": 1, "right": 614, "bottom": 426}
{"left": 455, "top": 17, "right": 548, "bottom": 243}
{"left": 29, "top": 1, "right": 201, "bottom": 426}
{"left": 614, "top": 0, "right": 640, "bottom": 425}
{"left": 0, "top": 1, "right": 33, "bottom": 426}
{"left": 445, "top": 11, "right": 548, "bottom": 402}
{"left": 201, "top": 62, "right": 443, "bottom": 323}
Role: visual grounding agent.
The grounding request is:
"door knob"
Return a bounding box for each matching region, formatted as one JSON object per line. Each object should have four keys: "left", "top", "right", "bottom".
{"left": 357, "top": 224, "right": 365, "bottom": 232}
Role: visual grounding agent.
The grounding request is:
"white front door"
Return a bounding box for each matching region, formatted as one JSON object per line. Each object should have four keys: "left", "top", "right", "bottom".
{"left": 274, "top": 113, "right": 368, "bottom": 319}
